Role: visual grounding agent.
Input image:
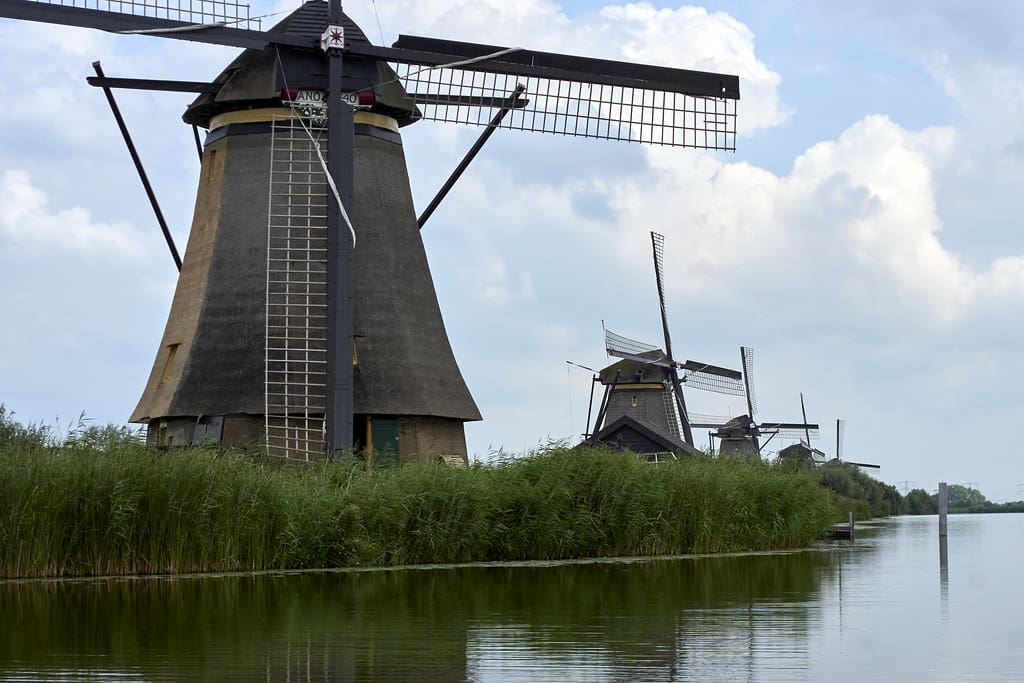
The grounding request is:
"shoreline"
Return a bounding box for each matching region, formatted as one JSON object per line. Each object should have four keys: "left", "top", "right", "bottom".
{"left": 1, "top": 544, "right": 851, "bottom": 585}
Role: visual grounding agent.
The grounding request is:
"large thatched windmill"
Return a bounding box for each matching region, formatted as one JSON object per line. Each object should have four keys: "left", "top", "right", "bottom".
{"left": 1, "top": 0, "right": 740, "bottom": 462}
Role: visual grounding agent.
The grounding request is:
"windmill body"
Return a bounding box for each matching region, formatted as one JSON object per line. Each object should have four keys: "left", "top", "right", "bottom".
{"left": 696, "top": 348, "right": 820, "bottom": 461}
{"left": 590, "top": 327, "right": 744, "bottom": 458}
{"left": 777, "top": 442, "right": 827, "bottom": 466}
{"left": 589, "top": 356, "right": 703, "bottom": 459}
{"left": 715, "top": 416, "right": 761, "bottom": 461}
{"left": 130, "top": 3, "right": 480, "bottom": 461}
{"left": 597, "top": 359, "right": 682, "bottom": 438}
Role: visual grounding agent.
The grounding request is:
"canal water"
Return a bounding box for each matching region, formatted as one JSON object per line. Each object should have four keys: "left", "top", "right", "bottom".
{"left": 1, "top": 514, "right": 1021, "bottom": 681}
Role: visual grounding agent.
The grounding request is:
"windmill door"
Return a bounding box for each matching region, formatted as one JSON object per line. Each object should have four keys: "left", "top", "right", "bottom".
{"left": 371, "top": 418, "right": 399, "bottom": 459}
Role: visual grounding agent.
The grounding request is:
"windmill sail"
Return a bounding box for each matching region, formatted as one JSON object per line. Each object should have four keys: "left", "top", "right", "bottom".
{"left": 4, "top": 1, "right": 739, "bottom": 148}
{"left": 678, "top": 360, "right": 744, "bottom": 395}
{"left": 0, "top": 0, "right": 293, "bottom": 48}
{"left": 604, "top": 329, "right": 743, "bottom": 395}
{"left": 741, "top": 346, "right": 758, "bottom": 418}
{"left": 604, "top": 329, "right": 671, "bottom": 367}
{"left": 385, "top": 37, "right": 738, "bottom": 149}
{"left": 759, "top": 423, "right": 821, "bottom": 440}
{"left": 688, "top": 412, "right": 735, "bottom": 429}
{"left": 6, "top": 0, "right": 263, "bottom": 27}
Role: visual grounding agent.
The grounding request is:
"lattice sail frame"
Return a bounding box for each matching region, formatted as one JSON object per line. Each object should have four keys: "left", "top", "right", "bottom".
{"left": 688, "top": 412, "right": 733, "bottom": 428}
{"left": 392, "top": 63, "right": 737, "bottom": 149}
{"left": 22, "top": 0, "right": 261, "bottom": 27}
{"left": 741, "top": 345, "right": 758, "bottom": 417}
{"left": 604, "top": 328, "right": 670, "bottom": 367}
{"left": 265, "top": 115, "right": 328, "bottom": 461}
{"left": 762, "top": 425, "right": 821, "bottom": 441}
{"left": 604, "top": 328, "right": 744, "bottom": 396}
{"left": 678, "top": 363, "right": 745, "bottom": 396}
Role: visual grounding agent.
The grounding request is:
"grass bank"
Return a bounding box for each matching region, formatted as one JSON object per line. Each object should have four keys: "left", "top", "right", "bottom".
{"left": 0, "top": 438, "right": 835, "bottom": 578}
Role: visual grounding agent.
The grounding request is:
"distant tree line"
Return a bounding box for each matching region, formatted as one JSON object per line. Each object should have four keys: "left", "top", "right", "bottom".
{"left": 902, "top": 484, "right": 1024, "bottom": 515}
{"left": 803, "top": 462, "right": 1024, "bottom": 518}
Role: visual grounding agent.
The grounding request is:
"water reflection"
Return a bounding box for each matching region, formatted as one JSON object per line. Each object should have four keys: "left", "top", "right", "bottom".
{"left": 5, "top": 516, "right": 1023, "bottom": 682}
{"left": 0, "top": 553, "right": 830, "bottom": 682}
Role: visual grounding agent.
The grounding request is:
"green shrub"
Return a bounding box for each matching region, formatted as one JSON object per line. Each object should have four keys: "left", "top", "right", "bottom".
{"left": 816, "top": 461, "right": 902, "bottom": 520}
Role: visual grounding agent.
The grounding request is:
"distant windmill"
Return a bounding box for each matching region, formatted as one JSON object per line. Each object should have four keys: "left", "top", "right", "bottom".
{"left": 1, "top": 0, "right": 740, "bottom": 462}
{"left": 832, "top": 418, "right": 880, "bottom": 469}
{"left": 589, "top": 231, "right": 745, "bottom": 455}
{"left": 693, "top": 348, "right": 819, "bottom": 460}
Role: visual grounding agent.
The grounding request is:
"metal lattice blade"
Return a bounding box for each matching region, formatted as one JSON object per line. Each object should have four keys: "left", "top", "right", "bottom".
{"left": 678, "top": 360, "right": 744, "bottom": 395}
{"left": 759, "top": 422, "right": 820, "bottom": 440}
{"left": 741, "top": 346, "right": 758, "bottom": 418}
{"left": 391, "top": 36, "right": 740, "bottom": 98}
{"left": 650, "top": 231, "right": 677, "bottom": 363}
{"left": 5, "top": 1, "right": 739, "bottom": 148}
{"left": 0, "top": 0, "right": 307, "bottom": 49}
{"left": 410, "top": 93, "right": 529, "bottom": 108}
{"left": 777, "top": 427, "right": 819, "bottom": 440}
{"left": 604, "top": 329, "right": 671, "bottom": 367}
{"left": 380, "top": 37, "right": 738, "bottom": 149}
{"left": 688, "top": 413, "right": 733, "bottom": 429}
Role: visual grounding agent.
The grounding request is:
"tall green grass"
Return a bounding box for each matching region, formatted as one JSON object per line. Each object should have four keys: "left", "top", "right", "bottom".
{"left": 0, "top": 437, "right": 835, "bottom": 578}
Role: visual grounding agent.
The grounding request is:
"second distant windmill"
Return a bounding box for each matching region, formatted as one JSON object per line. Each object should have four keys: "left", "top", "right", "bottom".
{"left": 588, "top": 231, "right": 745, "bottom": 452}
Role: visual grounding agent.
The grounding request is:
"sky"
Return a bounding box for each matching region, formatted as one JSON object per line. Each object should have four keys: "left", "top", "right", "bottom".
{"left": 1, "top": 0, "right": 1023, "bottom": 500}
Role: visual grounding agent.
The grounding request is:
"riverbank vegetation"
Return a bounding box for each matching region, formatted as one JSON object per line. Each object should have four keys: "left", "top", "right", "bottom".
{"left": 0, "top": 407, "right": 838, "bottom": 579}
{"left": 6, "top": 405, "right": 1011, "bottom": 579}
{"left": 814, "top": 461, "right": 903, "bottom": 521}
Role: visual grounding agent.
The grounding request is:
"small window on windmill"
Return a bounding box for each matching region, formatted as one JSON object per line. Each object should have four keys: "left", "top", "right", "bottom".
{"left": 205, "top": 149, "right": 217, "bottom": 185}
{"left": 631, "top": 395, "right": 639, "bottom": 408}
{"left": 160, "top": 344, "right": 180, "bottom": 384}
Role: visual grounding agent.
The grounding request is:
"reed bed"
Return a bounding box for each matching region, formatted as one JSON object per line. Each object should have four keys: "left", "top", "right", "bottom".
{"left": 0, "top": 441, "right": 834, "bottom": 578}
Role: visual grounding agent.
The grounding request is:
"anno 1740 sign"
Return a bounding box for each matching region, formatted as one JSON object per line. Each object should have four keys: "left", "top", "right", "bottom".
{"left": 283, "top": 88, "right": 329, "bottom": 127}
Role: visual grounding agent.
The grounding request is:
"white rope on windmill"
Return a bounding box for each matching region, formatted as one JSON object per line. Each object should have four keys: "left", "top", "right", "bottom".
{"left": 275, "top": 48, "right": 357, "bottom": 248}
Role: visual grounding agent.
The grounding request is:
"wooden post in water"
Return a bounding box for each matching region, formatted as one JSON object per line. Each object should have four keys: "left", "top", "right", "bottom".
{"left": 938, "top": 482, "right": 949, "bottom": 570}
{"left": 848, "top": 511, "right": 855, "bottom": 542}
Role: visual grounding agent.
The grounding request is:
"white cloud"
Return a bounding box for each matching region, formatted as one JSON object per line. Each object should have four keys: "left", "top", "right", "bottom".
{"left": 591, "top": 114, "right": 1024, "bottom": 333}
{"left": 476, "top": 254, "right": 537, "bottom": 305}
{"left": 0, "top": 169, "right": 150, "bottom": 262}
{"left": 598, "top": 4, "right": 789, "bottom": 133}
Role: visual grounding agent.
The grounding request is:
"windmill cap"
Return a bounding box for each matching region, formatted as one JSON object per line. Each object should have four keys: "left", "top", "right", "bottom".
{"left": 183, "top": 0, "right": 419, "bottom": 128}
